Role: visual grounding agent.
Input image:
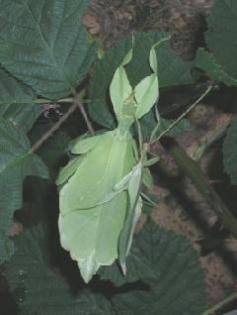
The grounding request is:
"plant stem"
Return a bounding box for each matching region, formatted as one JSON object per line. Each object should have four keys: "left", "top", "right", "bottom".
{"left": 74, "top": 95, "right": 95, "bottom": 135}
{"left": 153, "top": 84, "right": 213, "bottom": 143}
{"left": 35, "top": 97, "right": 74, "bottom": 104}
{"left": 30, "top": 94, "right": 95, "bottom": 154}
{"left": 163, "top": 139, "right": 237, "bottom": 238}
{"left": 203, "top": 292, "right": 237, "bottom": 315}
{"left": 29, "top": 103, "right": 78, "bottom": 154}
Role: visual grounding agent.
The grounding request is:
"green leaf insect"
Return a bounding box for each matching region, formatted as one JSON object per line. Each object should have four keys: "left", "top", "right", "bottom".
{"left": 57, "top": 44, "right": 161, "bottom": 283}
{"left": 58, "top": 130, "right": 136, "bottom": 282}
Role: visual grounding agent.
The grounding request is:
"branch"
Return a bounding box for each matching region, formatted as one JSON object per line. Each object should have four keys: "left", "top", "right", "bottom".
{"left": 29, "top": 103, "right": 78, "bottom": 154}
{"left": 151, "top": 83, "right": 213, "bottom": 144}
{"left": 74, "top": 95, "right": 95, "bottom": 135}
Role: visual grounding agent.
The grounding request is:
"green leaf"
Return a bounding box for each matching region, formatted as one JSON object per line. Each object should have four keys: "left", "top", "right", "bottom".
{"left": 89, "top": 32, "right": 193, "bottom": 129}
{"left": 0, "top": 117, "right": 48, "bottom": 264}
{"left": 223, "top": 116, "right": 237, "bottom": 184}
{"left": 0, "top": 68, "right": 41, "bottom": 132}
{"left": 206, "top": 0, "right": 237, "bottom": 80}
{"left": 0, "top": 0, "right": 96, "bottom": 99}
{"left": 196, "top": 0, "right": 237, "bottom": 85}
{"left": 195, "top": 49, "right": 237, "bottom": 86}
{"left": 4, "top": 225, "right": 113, "bottom": 315}
{"left": 111, "top": 221, "right": 207, "bottom": 315}
{"left": 77, "top": 290, "right": 114, "bottom": 315}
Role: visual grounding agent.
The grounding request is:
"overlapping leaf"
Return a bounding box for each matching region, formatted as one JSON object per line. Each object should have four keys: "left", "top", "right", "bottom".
{"left": 4, "top": 225, "right": 113, "bottom": 315}
{"left": 195, "top": 0, "right": 237, "bottom": 86}
{"left": 0, "top": 117, "right": 48, "bottom": 263}
{"left": 0, "top": 0, "right": 96, "bottom": 99}
{"left": 0, "top": 68, "right": 41, "bottom": 132}
{"left": 104, "top": 221, "right": 206, "bottom": 315}
{"left": 195, "top": 49, "right": 237, "bottom": 86}
{"left": 206, "top": 0, "right": 237, "bottom": 79}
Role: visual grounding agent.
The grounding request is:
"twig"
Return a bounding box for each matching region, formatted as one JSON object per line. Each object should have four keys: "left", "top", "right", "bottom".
{"left": 152, "top": 84, "right": 213, "bottom": 143}
{"left": 35, "top": 97, "right": 74, "bottom": 104}
{"left": 202, "top": 291, "right": 237, "bottom": 315}
{"left": 29, "top": 103, "right": 78, "bottom": 154}
{"left": 75, "top": 95, "right": 95, "bottom": 135}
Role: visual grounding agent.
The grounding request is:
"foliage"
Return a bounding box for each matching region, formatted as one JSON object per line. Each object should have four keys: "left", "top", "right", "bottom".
{"left": 0, "top": 0, "right": 96, "bottom": 99}
{"left": 195, "top": 0, "right": 237, "bottom": 186}
{"left": 0, "top": 65, "right": 48, "bottom": 264}
{"left": 195, "top": 0, "right": 237, "bottom": 85}
{"left": 99, "top": 221, "right": 205, "bottom": 298}
{"left": 0, "top": 117, "right": 48, "bottom": 264}
{"left": 5, "top": 219, "right": 206, "bottom": 315}
{"left": 4, "top": 224, "right": 113, "bottom": 315}
{"left": 195, "top": 49, "right": 237, "bottom": 86}
{"left": 0, "top": 68, "right": 41, "bottom": 132}
{"left": 0, "top": 0, "right": 95, "bottom": 266}
{"left": 100, "top": 220, "right": 206, "bottom": 315}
